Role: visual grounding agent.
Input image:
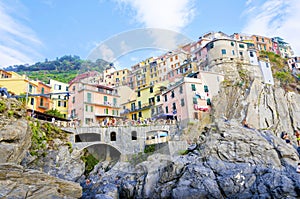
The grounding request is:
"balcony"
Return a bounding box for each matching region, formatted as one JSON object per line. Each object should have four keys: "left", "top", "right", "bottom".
{"left": 85, "top": 101, "right": 120, "bottom": 108}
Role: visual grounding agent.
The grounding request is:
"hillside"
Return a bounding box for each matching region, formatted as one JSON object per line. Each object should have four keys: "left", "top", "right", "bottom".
{"left": 4, "top": 55, "right": 110, "bottom": 83}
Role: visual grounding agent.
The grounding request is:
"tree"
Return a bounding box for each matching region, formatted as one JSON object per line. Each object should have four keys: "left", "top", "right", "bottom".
{"left": 44, "top": 109, "right": 64, "bottom": 118}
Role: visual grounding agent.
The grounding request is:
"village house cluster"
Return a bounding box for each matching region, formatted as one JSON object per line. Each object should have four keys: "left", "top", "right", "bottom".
{"left": 0, "top": 31, "right": 297, "bottom": 127}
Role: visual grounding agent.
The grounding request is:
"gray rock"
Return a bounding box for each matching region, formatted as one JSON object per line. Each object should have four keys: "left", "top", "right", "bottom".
{"left": 0, "top": 163, "right": 82, "bottom": 199}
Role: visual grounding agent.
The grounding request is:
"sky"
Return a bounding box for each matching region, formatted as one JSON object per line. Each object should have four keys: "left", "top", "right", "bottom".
{"left": 0, "top": 0, "right": 299, "bottom": 69}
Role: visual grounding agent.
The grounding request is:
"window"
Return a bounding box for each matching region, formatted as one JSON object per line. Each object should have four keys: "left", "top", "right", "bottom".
{"left": 194, "top": 112, "right": 198, "bottom": 119}
{"left": 104, "top": 96, "right": 107, "bottom": 102}
{"left": 266, "top": 63, "right": 269, "bottom": 68}
{"left": 137, "top": 91, "right": 141, "bottom": 97}
{"left": 58, "top": 95, "right": 61, "bottom": 99}
{"left": 221, "top": 49, "right": 226, "bottom": 55}
{"left": 165, "top": 106, "right": 169, "bottom": 113}
{"left": 40, "top": 98, "right": 44, "bottom": 106}
{"left": 181, "top": 98, "right": 185, "bottom": 106}
{"left": 164, "top": 95, "right": 168, "bottom": 102}
{"left": 232, "top": 50, "right": 235, "bottom": 55}
{"left": 171, "top": 90, "right": 175, "bottom": 98}
{"left": 179, "top": 85, "right": 183, "bottom": 94}
{"left": 193, "top": 97, "right": 197, "bottom": 105}
{"left": 104, "top": 108, "right": 108, "bottom": 114}
{"left": 256, "top": 37, "right": 259, "bottom": 41}
{"left": 239, "top": 51, "right": 243, "bottom": 56}
{"left": 29, "top": 85, "right": 33, "bottom": 93}
{"left": 131, "top": 131, "right": 137, "bottom": 140}
{"left": 113, "top": 98, "right": 117, "bottom": 106}
{"left": 85, "top": 105, "right": 88, "bottom": 112}
{"left": 138, "top": 101, "right": 141, "bottom": 109}
{"left": 250, "top": 51, "right": 254, "bottom": 57}
{"left": 172, "top": 102, "right": 176, "bottom": 110}
{"left": 262, "top": 38, "right": 265, "bottom": 42}
{"left": 64, "top": 101, "right": 67, "bottom": 107}
{"left": 150, "top": 87, "right": 153, "bottom": 93}
{"left": 170, "top": 57, "right": 173, "bottom": 62}
{"left": 231, "top": 41, "right": 234, "bottom": 46}
{"left": 156, "top": 95, "right": 160, "bottom": 102}
{"left": 149, "top": 97, "right": 155, "bottom": 105}
{"left": 264, "top": 45, "right": 266, "bottom": 51}
{"left": 72, "top": 97, "right": 75, "bottom": 103}
{"left": 191, "top": 84, "right": 196, "bottom": 91}
{"left": 58, "top": 85, "right": 62, "bottom": 90}
{"left": 72, "top": 86, "right": 75, "bottom": 91}
{"left": 175, "top": 55, "right": 178, "bottom": 60}
{"left": 87, "top": 93, "right": 92, "bottom": 103}
{"left": 90, "top": 106, "right": 93, "bottom": 112}
{"left": 207, "top": 98, "right": 212, "bottom": 105}
{"left": 116, "top": 78, "right": 119, "bottom": 82}
{"left": 30, "top": 98, "right": 34, "bottom": 105}
{"left": 131, "top": 103, "right": 135, "bottom": 111}
{"left": 138, "top": 112, "right": 142, "bottom": 117}
{"left": 204, "top": 85, "right": 209, "bottom": 92}
{"left": 110, "top": 132, "right": 116, "bottom": 141}
{"left": 41, "top": 87, "right": 44, "bottom": 94}
{"left": 239, "top": 44, "right": 245, "bottom": 48}
{"left": 58, "top": 101, "right": 61, "bottom": 107}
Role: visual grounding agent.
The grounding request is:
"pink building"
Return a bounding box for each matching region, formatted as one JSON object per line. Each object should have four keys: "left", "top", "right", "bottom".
{"left": 68, "top": 80, "right": 120, "bottom": 126}
{"left": 161, "top": 77, "right": 210, "bottom": 126}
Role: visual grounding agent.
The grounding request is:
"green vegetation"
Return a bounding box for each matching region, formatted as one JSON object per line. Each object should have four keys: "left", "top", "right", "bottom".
{"left": 260, "top": 51, "right": 296, "bottom": 86}
{"left": 144, "top": 144, "right": 156, "bottom": 153}
{"left": 0, "top": 101, "right": 7, "bottom": 113}
{"left": 81, "top": 149, "right": 99, "bottom": 175}
{"left": 44, "top": 109, "right": 64, "bottom": 118}
{"left": 129, "top": 152, "right": 150, "bottom": 166}
{"left": 29, "top": 120, "right": 69, "bottom": 156}
{"left": 178, "top": 150, "right": 188, "bottom": 155}
{"left": 5, "top": 55, "right": 110, "bottom": 83}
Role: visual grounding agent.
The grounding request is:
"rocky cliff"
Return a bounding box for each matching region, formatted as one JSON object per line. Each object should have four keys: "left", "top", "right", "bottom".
{"left": 80, "top": 119, "right": 300, "bottom": 198}
{"left": 0, "top": 98, "right": 82, "bottom": 198}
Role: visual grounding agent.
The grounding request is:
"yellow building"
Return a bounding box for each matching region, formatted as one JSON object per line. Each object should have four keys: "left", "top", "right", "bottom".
{"left": 49, "top": 79, "right": 69, "bottom": 118}
{"left": 110, "top": 68, "right": 131, "bottom": 87}
{"left": 0, "top": 71, "right": 38, "bottom": 110}
{"left": 130, "top": 82, "right": 168, "bottom": 120}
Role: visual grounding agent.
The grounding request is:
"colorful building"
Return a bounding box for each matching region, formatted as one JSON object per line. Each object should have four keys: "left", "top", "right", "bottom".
{"left": 161, "top": 77, "right": 210, "bottom": 126}
{"left": 49, "top": 79, "right": 69, "bottom": 118}
{"left": 35, "top": 81, "right": 52, "bottom": 113}
{"left": 0, "top": 71, "right": 38, "bottom": 109}
{"left": 68, "top": 79, "right": 120, "bottom": 126}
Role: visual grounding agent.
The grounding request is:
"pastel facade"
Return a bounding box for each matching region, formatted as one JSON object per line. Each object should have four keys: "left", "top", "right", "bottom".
{"left": 162, "top": 77, "right": 210, "bottom": 125}
{"left": 49, "top": 79, "right": 69, "bottom": 118}
{"left": 35, "top": 81, "right": 52, "bottom": 113}
{"left": 0, "top": 71, "right": 38, "bottom": 109}
{"left": 68, "top": 81, "right": 120, "bottom": 126}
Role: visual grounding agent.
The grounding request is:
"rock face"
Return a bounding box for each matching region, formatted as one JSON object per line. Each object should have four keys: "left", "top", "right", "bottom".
{"left": 213, "top": 78, "right": 300, "bottom": 138}
{"left": 0, "top": 97, "right": 83, "bottom": 198}
{"left": 0, "top": 98, "right": 31, "bottom": 164}
{"left": 81, "top": 120, "right": 300, "bottom": 198}
{"left": 22, "top": 139, "right": 85, "bottom": 182}
{"left": 0, "top": 163, "right": 82, "bottom": 199}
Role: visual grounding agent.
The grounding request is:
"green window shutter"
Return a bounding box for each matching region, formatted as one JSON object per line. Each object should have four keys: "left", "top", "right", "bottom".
{"left": 104, "top": 96, "right": 107, "bottom": 102}
{"left": 204, "top": 85, "right": 209, "bottom": 92}
{"left": 193, "top": 97, "right": 197, "bottom": 104}
{"left": 207, "top": 98, "right": 211, "bottom": 105}
{"left": 191, "top": 84, "right": 196, "bottom": 91}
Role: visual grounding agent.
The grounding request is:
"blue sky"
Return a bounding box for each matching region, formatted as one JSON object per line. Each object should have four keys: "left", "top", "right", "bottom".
{"left": 0, "top": 0, "right": 299, "bottom": 69}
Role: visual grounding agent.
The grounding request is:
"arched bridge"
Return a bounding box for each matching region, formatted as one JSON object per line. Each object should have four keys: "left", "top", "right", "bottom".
{"left": 62, "top": 124, "right": 178, "bottom": 155}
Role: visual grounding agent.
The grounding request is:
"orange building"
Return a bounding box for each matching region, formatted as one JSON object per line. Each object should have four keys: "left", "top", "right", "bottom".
{"left": 251, "top": 35, "right": 273, "bottom": 56}
{"left": 35, "top": 81, "right": 52, "bottom": 113}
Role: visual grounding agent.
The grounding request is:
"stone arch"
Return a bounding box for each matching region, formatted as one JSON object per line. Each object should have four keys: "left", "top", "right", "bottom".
{"left": 80, "top": 142, "right": 122, "bottom": 154}
{"left": 75, "top": 133, "right": 101, "bottom": 142}
{"left": 131, "top": 131, "right": 137, "bottom": 140}
{"left": 110, "top": 131, "right": 116, "bottom": 141}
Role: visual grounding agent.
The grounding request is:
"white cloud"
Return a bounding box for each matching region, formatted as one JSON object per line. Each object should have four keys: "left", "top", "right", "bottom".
{"left": 114, "top": 0, "right": 195, "bottom": 53}
{"left": 0, "top": 1, "right": 43, "bottom": 67}
{"left": 116, "top": 0, "right": 195, "bottom": 31}
{"left": 242, "top": 0, "right": 300, "bottom": 55}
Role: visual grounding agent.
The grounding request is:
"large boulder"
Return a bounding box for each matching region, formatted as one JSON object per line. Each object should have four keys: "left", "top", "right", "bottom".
{"left": 0, "top": 163, "right": 82, "bottom": 199}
